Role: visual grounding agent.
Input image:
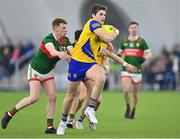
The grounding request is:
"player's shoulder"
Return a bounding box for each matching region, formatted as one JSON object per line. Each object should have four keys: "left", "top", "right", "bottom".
{"left": 42, "top": 33, "right": 55, "bottom": 44}
{"left": 43, "top": 33, "right": 54, "bottom": 41}
{"left": 45, "top": 33, "right": 54, "bottom": 39}
{"left": 137, "top": 37, "right": 146, "bottom": 42}
{"left": 88, "top": 19, "right": 101, "bottom": 28}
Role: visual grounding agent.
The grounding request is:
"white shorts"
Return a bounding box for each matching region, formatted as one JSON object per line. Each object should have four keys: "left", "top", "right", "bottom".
{"left": 28, "top": 64, "right": 54, "bottom": 82}
{"left": 121, "top": 71, "right": 142, "bottom": 83}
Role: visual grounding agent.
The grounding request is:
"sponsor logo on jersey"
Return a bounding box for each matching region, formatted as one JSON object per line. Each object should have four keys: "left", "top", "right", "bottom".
{"left": 59, "top": 46, "right": 65, "bottom": 52}
{"left": 124, "top": 48, "right": 144, "bottom": 57}
{"left": 136, "top": 43, "right": 140, "bottom": 47}
{"left": 130, "top": 43, "right": 134, "bottom": 47}
{"left": 123, "top": 43, "right": 128, "bottom": 47}
{"left": 73, "top": 73, "right": 77, "bottom": 78}
{"left": 92, "top": 23, "right": 100, "bottom": 29}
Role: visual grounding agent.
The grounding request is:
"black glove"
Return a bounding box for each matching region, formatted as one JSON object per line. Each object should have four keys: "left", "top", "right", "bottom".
{"left": 139, "top": 57, "right": 146, "bottom": 64}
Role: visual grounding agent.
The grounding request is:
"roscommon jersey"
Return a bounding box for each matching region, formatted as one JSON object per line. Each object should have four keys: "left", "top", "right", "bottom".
{"left": 96, "top": 43, "right": 108, "bottom": 65}
{"left": 71, "top": 19, "right": 102, "bottom": 63}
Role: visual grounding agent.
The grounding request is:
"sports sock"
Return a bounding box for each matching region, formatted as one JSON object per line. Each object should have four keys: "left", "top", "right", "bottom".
{"left": 88, "top": 98, "right": 97, "bottom": 109}
{"left": 69, "top": 114, "right": 75, "bottom": 121}
{"left": 8, "top": 107, "right": 18, "bottom": 116}
{"left": 61, "top": 113, "right": 68, "bottom": 122}
{"left": 47, "top": 118, "right": 54, "bottom": 128}
{"left": 77, "top": 116, "right": 85, "bottom": 122}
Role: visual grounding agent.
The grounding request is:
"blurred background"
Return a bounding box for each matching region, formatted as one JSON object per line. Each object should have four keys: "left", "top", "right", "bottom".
{"left": 0, "top": 0, "right": 180, "bottom": 91}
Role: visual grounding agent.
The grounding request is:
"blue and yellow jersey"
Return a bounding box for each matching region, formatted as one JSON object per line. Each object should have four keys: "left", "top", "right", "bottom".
{"left": 71, "top": 19, "right": 102, "bottom": 63}
{"left": 96, "top": 43, "right": 108, "bottom": 65}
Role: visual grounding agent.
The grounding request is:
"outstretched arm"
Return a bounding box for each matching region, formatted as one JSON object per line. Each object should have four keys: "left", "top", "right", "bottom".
{"left": 45, "top": 43, "right": 71, "bottom": 61}
{"left": 100, "top": 48, "right": 137, "bottom": 73}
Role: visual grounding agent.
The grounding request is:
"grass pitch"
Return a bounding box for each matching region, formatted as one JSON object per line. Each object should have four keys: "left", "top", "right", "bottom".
{"left": 0, "top": 91, "right": 180, "bottom": 138}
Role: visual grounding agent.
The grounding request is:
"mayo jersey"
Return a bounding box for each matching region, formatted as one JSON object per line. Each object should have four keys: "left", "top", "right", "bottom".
{"left": 96, "top": 43, "right": 108, "bottom": 65}
{"left": 119, "top": 36, "right": 150, "bottom": 73}
{"left": 30, "top": 33, "right": 71, "bottom": 74}
{"left": 71, "top": 19, "right": 102, "bottom": 63}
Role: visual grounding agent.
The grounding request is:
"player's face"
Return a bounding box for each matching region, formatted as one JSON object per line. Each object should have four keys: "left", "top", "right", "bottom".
{"left": 54, "top": 23, "right": 67, "bottom": 39}
{"left": 92, "top": 10, "right": 106, "bottom": 24}
{"left": 128, "top": 24, "right": 139, "bottom": 36}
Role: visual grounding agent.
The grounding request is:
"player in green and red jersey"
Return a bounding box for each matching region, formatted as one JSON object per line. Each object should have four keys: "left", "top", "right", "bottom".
{"left": 117, "top": 21, "right": 152, "bottom": 119}
{"left": 1, "top": 18, "right": 71, "bottom": 134}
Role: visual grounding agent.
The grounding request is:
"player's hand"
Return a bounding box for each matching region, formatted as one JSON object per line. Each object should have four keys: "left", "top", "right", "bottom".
{"left": 139, "top": 57, "right": 146, "bottom": 64}
{"left": 125, "top": 63, "right": 137, "bottom": 73}
{"left": 107, "top": 42, "right": 113, "bottom": 52}
{"left": 103, "top": 65, "right": 110, "bottom": 75}
{"left": 58, "top": 51, "right": 71, "bottom": 61}
{"left": 99, "top": 47, "right": 110, "bottom": 56}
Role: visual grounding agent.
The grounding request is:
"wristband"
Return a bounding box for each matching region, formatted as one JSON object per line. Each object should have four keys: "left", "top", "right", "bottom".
{"left": 103, "top": 65, "right": 110, "bottom": 70}
{"left": 115, "top": 29, "right": 119, "bottom": 35}
{"left": 123, "top": 62, "right": 127, "bottom": 67}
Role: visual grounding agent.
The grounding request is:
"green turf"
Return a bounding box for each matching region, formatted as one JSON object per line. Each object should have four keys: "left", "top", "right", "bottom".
{"left": 0, "top": 91, "right": 180, "bottom": 138}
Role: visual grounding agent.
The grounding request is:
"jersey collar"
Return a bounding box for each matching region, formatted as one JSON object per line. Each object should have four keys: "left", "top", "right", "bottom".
{"left": 128, "top": 35, "right": 139, "bottom": 41}
{"left": 53, "top": 33, "right": 58, "bottom": 41}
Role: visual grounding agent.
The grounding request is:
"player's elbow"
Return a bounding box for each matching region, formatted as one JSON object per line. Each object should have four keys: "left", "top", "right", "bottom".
{"left": 147, "top": 52, "right": 153, "bottom": 60}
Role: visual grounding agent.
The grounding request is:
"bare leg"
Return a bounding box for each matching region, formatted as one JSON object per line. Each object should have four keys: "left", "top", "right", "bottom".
{"left": 66, "top": 82, "right": 87, "bottom": 128}
{"left": 130, "top": 82, "right": 141, "bottom": 119}
{"left": 84, "top": 65, "right": 105, "bottom": 124}
{"left": 1, "top": 81, "right": 41, "bottom": 129}
{"left": 121, "top": 77, "right": 132, "bottom": 118}
{"left": 86, "top": 65, "right": 105, "bottom": 106}
{"left": 15, "top": 81, "right": 41, "bottom": 110}
{"left": 42, "top": 79, "right": 56, "bottom": 131}
{"left": 62, "top": 81, "right": 81, "bottom": 115}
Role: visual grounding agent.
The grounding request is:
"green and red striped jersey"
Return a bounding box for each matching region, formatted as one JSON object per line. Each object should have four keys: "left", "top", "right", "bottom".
{"left": 119, "top": 36, "right": 150, "bottom": 74}
{"left": 30, "top": 33, "right": 71, "bottom": 74}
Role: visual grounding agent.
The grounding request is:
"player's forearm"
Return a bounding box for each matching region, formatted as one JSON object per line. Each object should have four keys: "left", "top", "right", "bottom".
{"left": 49, "top": 49, "right": 60, "bottom": 57}
{"left": 102, "top": 32, "right": 118, "bottom": 42}
{"left": 102, "top": 56, "right": 109, "bottom": 67}
{"left": 109, "top": 52, "right": 127, "bottom": 66}
{"left": 45, "top": 43, "right": 60, "bottom": 57}
{"left": 144, "top": 51, "right": 152, "bottom": 60}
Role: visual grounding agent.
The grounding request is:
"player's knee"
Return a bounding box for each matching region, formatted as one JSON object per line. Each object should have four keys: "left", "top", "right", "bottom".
{"left": 123, "top": 88, "right": 129, "bottom": 94}
{"left": 133, "top": 93, "right": 138, "bottom": 99}
{"left": 67, "top": 92, "right": 76, "bottom": 101}
{"left": 30, "top": 96, "right": 39, "bottom": 103}
{"left": 96, "top": 76, "right": 105, "bottom": 86}
{"left": 79, "top": 93, "right": 87, "bottom": 101}
{"left": 78, "top": 96, "right": 85, "bottom": 102}
{"left": 48, "top": 94, "right": 57, "bottom": 102}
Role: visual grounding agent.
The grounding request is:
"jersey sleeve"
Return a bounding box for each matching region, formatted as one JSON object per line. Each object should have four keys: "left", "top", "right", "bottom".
{"left": 142, "top": 39, "right": 150, "bottom": 52}
{"left": 42, "top": 35, "right": 54, "bottom": 45}
{"left": 118, "top": 41, "right": 124, "bottom": 53}
{"left": 101, "top": 42, "right": 108, "bottom": 49}
{"left": 89, "top": 20, "right": 101, "bottom": 32}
